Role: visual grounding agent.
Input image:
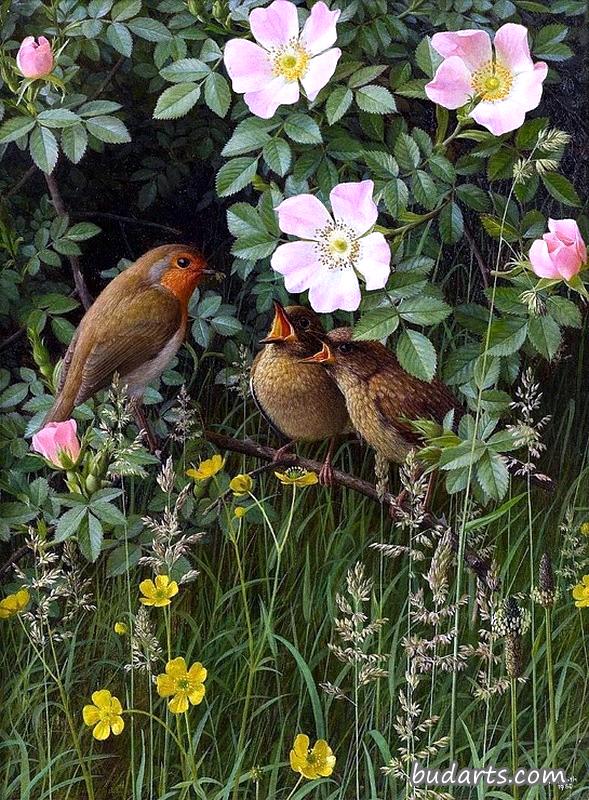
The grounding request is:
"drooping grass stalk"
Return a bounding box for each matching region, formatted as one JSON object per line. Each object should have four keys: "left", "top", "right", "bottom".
{"left": 510, "top": 677, "right": 519, "bottom": 800}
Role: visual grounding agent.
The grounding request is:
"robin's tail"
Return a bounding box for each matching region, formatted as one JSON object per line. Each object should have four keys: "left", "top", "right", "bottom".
{"left": 44, "top": 391, "right": 75, "bottom": 425}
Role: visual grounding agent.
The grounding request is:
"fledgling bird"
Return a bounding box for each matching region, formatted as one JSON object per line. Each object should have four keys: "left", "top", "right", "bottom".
{"left": 302, "top": 327, "right": 460, "bottom": 467}
{"left": 303, "top": 328, "right": 555, "bottom": 500}
{"left": 45, "top": 244, "right": 216, "bottom": 450}
{"left": 250, "top": 302, "right": 350, "bottom": 485}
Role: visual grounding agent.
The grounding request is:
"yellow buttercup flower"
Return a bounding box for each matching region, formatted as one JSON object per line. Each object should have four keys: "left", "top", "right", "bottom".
{"left": 156, "top": 656, "right": 207, "bottom": 714}
{"left": 82, "top": 689, "right": 125, "bottom": 740}
{"left": 0, "top": 588, "right": 30, "bottom": 620}
{"left": 114, "top": 621, "right": 128, "bottom": 635}
{"left": 275, "top": 467, "right": 319, "bottom": 488}
{"left": 580, "top": 522, "right": 589, "bottom": 536}
{"left": 229, "top": 474, "right": 253, "bottom": 496}
{"left": 139, "top": 574, "right": 179, "bottom": 607}
{"left": 186, "top": 454, "right": 225, "bottom": 481}
{"left": 572, "top": 575, "right": 589, "bottom": 608}
{"left": 234, "top": 506, "right": 248, "bottom": 519}
{"left": 290, "top": 734, "right": 335, "bottom": 780}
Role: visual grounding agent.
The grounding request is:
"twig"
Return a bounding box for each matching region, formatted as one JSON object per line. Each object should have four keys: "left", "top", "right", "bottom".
{"left": 2, "top": 165, "right": 36, "bottom": 200}
{"left": 74, "top": 211, "right": 182, "bottom": 236}
{"left": 44, "top": 172, "right": 93, "bottom": 310}
{"left": 464, "top": 221, "right": 490, "bottom": 289}
{"left": 204, "top": 430, "right": 496, "bottom": 587}
{"left": 0, "top": 544, "right": 28, "bottom": 579}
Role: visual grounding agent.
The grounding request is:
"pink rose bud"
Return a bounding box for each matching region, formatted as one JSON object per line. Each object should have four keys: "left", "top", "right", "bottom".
{"left": 32, "top": 420, "right": 81, "bottom": 467}
{"left": 16, "top": 36, "right": 54, "bottom": 79}
{"left": 528, "top": 218, "right": 587, "bottom": 281}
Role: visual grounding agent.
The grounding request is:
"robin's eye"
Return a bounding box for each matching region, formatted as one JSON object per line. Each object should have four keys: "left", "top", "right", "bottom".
{"left": 338, "top": 342, "right": 353, "bottom": 354}
{"left": 298, "top": 318, "right": 310, "bottom": 330}
{"left": 177, "top": 257, "right": 191, "bottom": 269}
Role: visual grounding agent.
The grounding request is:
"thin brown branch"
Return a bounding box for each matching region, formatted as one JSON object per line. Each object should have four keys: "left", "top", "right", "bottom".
{"left": 75, "top": 211, "right": 182, "bottom": 236}
{"left": 204, "top": 430, "right": 496, "bottom": 587}
{"left": 44, "top": 172, "right": 93, "bottom": 310}
{"left": 464, "top": 222, "right": 490, "bottom": 290}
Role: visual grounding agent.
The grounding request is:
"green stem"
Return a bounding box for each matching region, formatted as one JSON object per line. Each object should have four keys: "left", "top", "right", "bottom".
{"left": 545, "top": 608, "right": 559, "bottom": 799}
{"left": 510, "top": 678, "right": 519, "bottom": 800}
{"left": 284, "top": 776, "right": 303, "bottom": 800}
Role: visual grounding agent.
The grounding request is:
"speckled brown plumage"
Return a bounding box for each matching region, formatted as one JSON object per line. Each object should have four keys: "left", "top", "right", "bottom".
{"left": 251, "top": 306, "right": 350, "bottom": 444}
{"left": 316, "top": 327, "right": 461, "bottom": 464}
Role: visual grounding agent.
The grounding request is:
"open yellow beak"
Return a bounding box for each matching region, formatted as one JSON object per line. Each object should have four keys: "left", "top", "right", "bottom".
{"left": 299, "top": 342, "right": 335, "bottom": 364}
{"left": 260, "top": 302, "right": 296, "bottom": 344}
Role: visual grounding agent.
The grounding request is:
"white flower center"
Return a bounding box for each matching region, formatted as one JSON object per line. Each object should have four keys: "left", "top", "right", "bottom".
{"left": 271, "top": 39, "right": 311, "bottom": 82}
{"left": 315, "top": 223, "right": 360, "bottom": 271}
{"left": 471, "top": 60, "right": 513, "bottom": 102}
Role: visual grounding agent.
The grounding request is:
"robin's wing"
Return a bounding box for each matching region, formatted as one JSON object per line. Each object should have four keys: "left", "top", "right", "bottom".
{"left": 371, "top": 363, "right": 460, "bottom": 445}
{"left": 74, "top": 287, "right": 182, "bottom": 405}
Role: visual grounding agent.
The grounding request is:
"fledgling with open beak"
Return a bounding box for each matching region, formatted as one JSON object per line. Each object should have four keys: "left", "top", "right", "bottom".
{"left": 43, "top": 244, "right": 218, "bottom": 451}
{"left": 302, "top": 328, "right": 460, "bottom": 503}
{"left": 250, "top": 303, "right": 350, "bottom": 485}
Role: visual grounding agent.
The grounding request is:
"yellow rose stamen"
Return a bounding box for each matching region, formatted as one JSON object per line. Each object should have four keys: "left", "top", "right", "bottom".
{"left": 272, "top": 41, "right": 311, "bottom": 82}
{"left": 471, "top": 60, "right": 513, "bottom": 101}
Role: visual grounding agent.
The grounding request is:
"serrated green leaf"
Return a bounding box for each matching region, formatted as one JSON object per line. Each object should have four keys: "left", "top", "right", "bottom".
{"left": 347, "top": 65, "right": 387, "bottom": 88}
{"left": 221, "top": 117, "right": 276, "bottom": 157}
{"left": 325, "top": 86, "right": 353, "bottom": 125}
{"left": 262, "top": 138, "right": 291, "bottom": 177}
{"left": 438, "top": 202, "right": 463, "bottom": 243}
{"left": 541, "top": 172, "right": 581, "bottom": 206}
{"left": 352, "top": 308, "right": 399, "bottom": 340}
{"left": 396, "top": 329, "right": 437, "bottom": 381}
{"left": 215, "top": 157, "right": 258, "bottom": 198}
{"left": 106, "top": 21, "right": 133, "bottom": 55}
{"left": 37, "top": 109, "right": 81, "bottom": 128}
{"left": 412, "top": 170, "right": 438, "bottom": 210}
{"left": 527, "top": 315, "right": 562, "bottom": 360}
{"left": 480, "top": 214, "right": 519, "bottom": 242}
{"left": 398, "top": 295, "right": 452, "bottom": 325}
{"left": 284, "top": 113, "right": 322, "bottom": 144}
{"left": 415, "top": 35, "right": 443, "bottom": 77}
{"left": 455, "top": 184, "right": 490, "bottom": 211}
{"left": 128, "top": 16, "right": 172, "bottom": 41}
{"left": 394, "top": 132, "right": 420, "bottom": 171}
{"left": 476, "top": 450, "right": 509, "bottom": 500}
{"left": 29, "top": 126, "right": 58, "bottom": 174}
{"left": 383, "top": 178, "right": 409, "bottom": 216}
{"left": 355, "top": 85, "right": 396, "bottom": 114}
{"left": 0, "top": 116, "right": 35, "bottom": 144}
{"left": 226, "top": 203, "right": 267, "bottom": 238}
{"left": 153, "top": 83, "right": 200, "bottom": 120}
{"left": 204, "top": 72, "right": 231, "bottom": 117}
{"left": 86, "top": 117, "right": 130, "bottom": 147}
{"left": 67, "top": 222, "right": 101, "bottom": 241}
{"left": 160, "top": 58, "right": 210, "bottom": 82}
{"left": 61, "top": 124, "right": 88, "bottom": 164}
{"left": 485, "top": 318, "right": 528, "bottom": 357}
{"left": 546, "top": 296, "right": 582, "bottom": 328}
{"left": 111, "top": 0, "right": 141, "bottom": 20}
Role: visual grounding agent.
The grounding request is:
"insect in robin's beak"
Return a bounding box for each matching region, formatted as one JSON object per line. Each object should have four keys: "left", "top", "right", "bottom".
{"left": 299, "top": 342, "right": 335, "bottom": 364}
{"left": 260, "top": 301, "right": 297, "bottom": 344}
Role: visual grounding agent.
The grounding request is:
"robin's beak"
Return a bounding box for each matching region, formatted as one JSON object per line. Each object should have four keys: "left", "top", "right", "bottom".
{"left": 260, "top": 302, "right": 296, "bottom": 344}
{"left": 299, "top": 342, "right": 335, "bottom": 364}
{"left": 202, "top": 268, "right": 224, "bottom": 280}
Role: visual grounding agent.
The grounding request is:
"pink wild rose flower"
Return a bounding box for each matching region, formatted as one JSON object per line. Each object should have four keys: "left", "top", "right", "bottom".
{"left": 271, "top": 180, "right": 391, "bottom": 313}
{"left": 528, "top": 218, "right": 587, "bottom": 281}
{"left": 223, "top": 0, "right": 341, "bottom": 119}
{"left": 425, "top": 24, "right": 547, "bottom": 136}
{"left": 16, "top": 36, "right": 54, "bottom": 79}
{"left": 32, "top": 420, "right": 81, "bottom": 467}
